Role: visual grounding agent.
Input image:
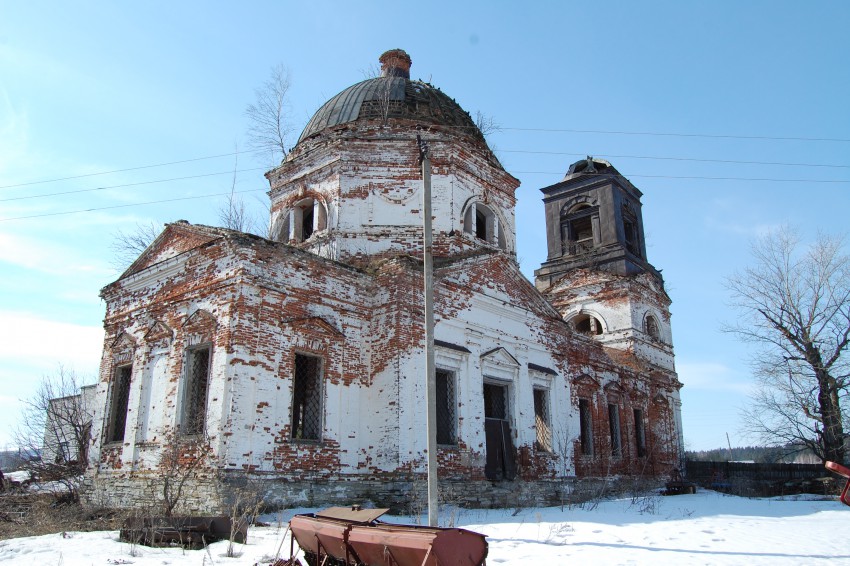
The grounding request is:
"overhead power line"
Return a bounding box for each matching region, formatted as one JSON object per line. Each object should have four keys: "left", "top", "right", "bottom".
{"left": 0, "top": 188, "right": 267, "bottom": 222}
{"left": 2, "top": 128, "right": 848, "bottom": 192}
{"left": 3, "top": 168, "right": 846, "bottom": 224}
{"left": 0, "top": 167, "right": 267, "bottom": 203}
{"left": 512, "top": 171, "right": 850, "bottom": 183}
{"left": 0, "top": 151, "right": 243, "bottom": 189}
{"left": 498, "top": 127, "right": 850, "bottom": 143}
{"left": 500, "top": 150, "right": 850, "bottom": 169}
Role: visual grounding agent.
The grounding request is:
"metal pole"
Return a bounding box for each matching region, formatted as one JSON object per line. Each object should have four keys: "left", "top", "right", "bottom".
{"left": 418, "top": 135, "right": 439, "bottom": 527}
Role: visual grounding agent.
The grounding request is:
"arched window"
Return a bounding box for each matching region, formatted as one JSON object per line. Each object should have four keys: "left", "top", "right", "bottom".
{"left": 571, "top": 313, "right": 604, "bottom": 336}
{"left": 622, "top": 202, "right": 641, "bottom": 257}
{"left": 645, "top": 314, "right": 660, "bottom": 340}
{"left": 274, "top": 197, "right": 328, "bottom": 243}
{"left": 464, "top": 202, "right": 505, "bottom": 250}
{"left": 561, "top": 203, "right": 597, "bottom": 255}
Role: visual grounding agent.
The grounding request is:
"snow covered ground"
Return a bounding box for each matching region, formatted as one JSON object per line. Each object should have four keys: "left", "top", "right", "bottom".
{"left": 0, "top": 489, "right": 847, "bottom": 565}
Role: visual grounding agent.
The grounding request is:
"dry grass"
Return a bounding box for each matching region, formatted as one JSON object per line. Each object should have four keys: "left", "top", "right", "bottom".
{"left": 0, "top": 493, "right": 126, "bottom": 541}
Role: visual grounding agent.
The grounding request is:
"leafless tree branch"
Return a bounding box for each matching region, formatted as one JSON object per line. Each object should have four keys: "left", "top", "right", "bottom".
{"left": 245, "top": 63, "right": 293, "bottom": 167}
{"left": 110, "top": 221, "right": 161, "bottom": 271}
{"left": 727, "top": 226, "right": 850, "bottom": 464}
{"left": 13, "top": 366, "right": 95, "bottom": 501}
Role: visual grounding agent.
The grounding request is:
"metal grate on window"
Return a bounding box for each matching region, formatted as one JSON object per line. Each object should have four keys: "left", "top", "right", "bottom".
{"left": 183, "top": 347, "right": 210, "bottom": 435}
{"left": 108, "top": 365, "right": 132, "bottom": 443}
{"left": 436, "top": 370, "right": 456, "bottom": 445}
{"left": 609, "top": 404, "right": 622, "bottom": 457}
{"left": 291, "top": 354, "right": 322, "bottom": 441}
{"left": 533, "top": 388, "right": 552, "bottom": 452}
{"left": 579, "top": 398, "right": 593, "bottom": 455}
{"left": 634, "top": 408, "right": 647, "bottom": 457}
{"left": 483, "top": 383, "right": 507, "bottom": 420}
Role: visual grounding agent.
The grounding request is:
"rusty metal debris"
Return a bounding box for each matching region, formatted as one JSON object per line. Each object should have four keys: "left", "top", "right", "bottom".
{"left": 289, "top": 506, "right": 488, "bottom": 566}
{"left": 826, "top": 461, "right": 850, "bottom": 507}
{"left": 119, "top": 515, "right": 246, "bottom": 549}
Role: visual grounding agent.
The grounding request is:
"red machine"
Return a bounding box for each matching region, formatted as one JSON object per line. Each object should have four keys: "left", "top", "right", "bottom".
{"left": 825, "top": 461, "right": 850, "bottom": 507}
{"left": 288, "top": 506, "right": 488, "bottom": 566}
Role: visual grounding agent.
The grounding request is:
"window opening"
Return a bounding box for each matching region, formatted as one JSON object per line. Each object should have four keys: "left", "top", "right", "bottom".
{"left": 579, "top": 398, "right": 593, "bottom": 455}
{"left": 107, "top": 364, "right": 132, "bottom": 443}
{"left": 573, "top": 314, "right": 603, "bottom": 336}
{"left": 483, "top": 382, "right": 507, "bottom": 420}
{"left": 182, "top": 347, "right": 210, "bottom": 435}
{"left": 624, "top": 217, "right": 640, "bottom": 256}
{"left": 291, "top": 353, "right": 322, "bottom": 441}
{"left": 645, "top": 315, "right": 660, "bottom": 340}
{"left": 609, "top": 404, "right": 622, "bottom": 457}
{"left": 475, "top": 208, "right": 487, "bottom": 240}
{"left": 634, "top": 408, "right": 647, "bottom": 457}
{"left": 533, "top": 388, "right": 552, "bottom": 452}
{"left": 483, "top": 382, "right": 516, "bottom": 481}
{"left": 436, "top": 369, "right": 457, "bottom": 445}
{"left": 562, "top": 204, "right": 596, "bottom": 255}
{"left": 302, "top": 204, "right": 315, "bottom": 240}
{"left": 464, "top": 203, "right": 505, "bottom": 249}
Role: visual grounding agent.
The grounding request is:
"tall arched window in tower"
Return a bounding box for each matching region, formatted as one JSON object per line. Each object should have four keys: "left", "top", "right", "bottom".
{"left": 273, "top": 197, "right": 328, "bottom": 243}
{"left": 622, "top": 202, "right": 641, "bottom": 258}
{"left": 464, "top": 202, "right": 505, "bottom": 250}
{"left": 645, "top": 314, "right": 660, "bottom": 341}
{"left": 571, "top": 313, "right": 604, "bottom": 336}
{"left": 561, "top": 204, "right": 598, "bottom": 255}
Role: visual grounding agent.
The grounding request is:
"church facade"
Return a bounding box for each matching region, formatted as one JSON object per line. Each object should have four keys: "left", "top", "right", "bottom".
{"left": 83, "top": 50, "right": 683, "bottom": 511}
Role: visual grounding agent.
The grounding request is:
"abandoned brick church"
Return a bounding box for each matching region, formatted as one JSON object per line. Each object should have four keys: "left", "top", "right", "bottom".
{"left": 84, "top": 50, "right": 684, "bottom": 511}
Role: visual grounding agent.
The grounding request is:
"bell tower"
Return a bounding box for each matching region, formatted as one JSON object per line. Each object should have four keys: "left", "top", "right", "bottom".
{"left": 534, "top": 157, "right": 659, "bottom": 289}
{"left": 534, "top": 157, "right": 675, "bottom": 369}
{"left": 535, "top": 157, "right": 683, "bottom": 470}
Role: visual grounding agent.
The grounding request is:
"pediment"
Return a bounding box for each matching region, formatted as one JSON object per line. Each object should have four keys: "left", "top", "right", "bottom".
{"left": 603, "top": 380, "right": 625, "bottom": 401}
{"left": 183, "top": 309, "right": 217, "bottom": 334}
{"left": 480, "top": 347, "right": 520, "bottom": 381}
{"left": 110, "top": 331, "right": 137, "bottom": 351}
{"left": 120, "top": 222, "right": 227, "bottom": 279}
{"left": 144, "top": 320, "right": 173, "bottom": 345}
{"left": 572, "top": 373, "right": 600, "bottom": 388}
{"left": 480, "top": 347, "right": 519, "bottom": 368}
{"left": 283, "top": 316, "right": 344, "bottom": 339}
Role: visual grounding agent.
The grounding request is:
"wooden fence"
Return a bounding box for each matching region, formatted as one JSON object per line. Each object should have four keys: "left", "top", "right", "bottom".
{"left": 685, "top": 460, "right": 837, "bottom": 496}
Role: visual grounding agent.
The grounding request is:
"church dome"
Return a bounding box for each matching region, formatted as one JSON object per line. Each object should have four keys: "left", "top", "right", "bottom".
{"left": 296, "top": 49, "right": 484, "bottom": 144}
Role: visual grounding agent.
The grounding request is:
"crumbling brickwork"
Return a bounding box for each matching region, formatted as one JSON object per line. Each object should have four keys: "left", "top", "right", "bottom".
{"left": 83, "top": 51, "right": 683, "bottom": 513}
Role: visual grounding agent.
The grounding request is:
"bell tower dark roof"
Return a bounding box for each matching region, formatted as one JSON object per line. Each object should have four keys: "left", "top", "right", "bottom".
{"left": 534, "top": 157, "right": 661, "bottom": 289}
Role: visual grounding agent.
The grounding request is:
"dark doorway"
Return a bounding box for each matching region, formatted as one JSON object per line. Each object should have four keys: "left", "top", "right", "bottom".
{"left": 483, "top": 382, "right": 516, "bottom": 480}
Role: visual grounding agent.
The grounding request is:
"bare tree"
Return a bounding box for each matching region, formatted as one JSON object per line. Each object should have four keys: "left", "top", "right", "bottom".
{"left": 153, "top": 425, "right": 214, "bottom": 517}
{"left": 13, "top": 366, "right": 94, "bottom": 501}
{"left": 110, "top": 221, "right": 161, "bottom": 271}
{"left": 246, "top": 63, "right": 293, "bottom": 166}
{"left": 474, "top": 110, "right": 500, "bottom": 137}
{"left": 218, "top": 144, "right": 263, "bottom": 234}
{"left": 727, "top": 227, "right": 850, "bottom": 464}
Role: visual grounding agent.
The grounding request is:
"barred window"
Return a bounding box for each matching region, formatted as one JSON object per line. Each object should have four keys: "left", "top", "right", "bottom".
{"left": 533, "top": 388, "right": 552, "bottom": 452}
{"left": 609, "top": 403, "right": 622, "bottom": 457}
{"left": 634, "top": 408, "right": 647, "bottom": 457}
{"left": 483, "top": 383, "right": 507, "bottom": 420}
{"left": 578, "top": 398, "right": 593, "bottom": 455}
{"left": 436, "top": 369, "right": 456, "bottom": 445}
{"left": 182, "top": 346, "right": 211, "bottom": 435}
{"left": 107, "top": 364, "right": 132, "bottom": 443}
{"left": 291, "top": 353, "right": 323, "bottom": 441}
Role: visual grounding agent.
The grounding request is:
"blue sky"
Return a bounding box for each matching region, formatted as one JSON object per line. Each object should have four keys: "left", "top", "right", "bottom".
{"left": 1, "top": 1, "right": 848, "bottom": 451}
